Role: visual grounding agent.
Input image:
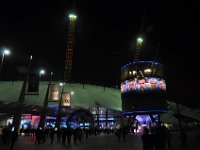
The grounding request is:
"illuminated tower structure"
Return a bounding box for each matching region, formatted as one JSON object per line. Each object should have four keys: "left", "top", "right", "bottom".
{"left": 39, "top": 15, "right": 77, "bottom": 129}
{"left": 65, "top": 14, "right": 77, "bottom": 82}
{"left": 121, "top": 15, "right": 167, "bottom": 131}
{"left": 55, "top": 13, "right": 77, "bottom": 129}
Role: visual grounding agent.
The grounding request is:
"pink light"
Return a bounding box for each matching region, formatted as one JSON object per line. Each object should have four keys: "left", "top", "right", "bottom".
{"left": 22, "top": 114, "right": 31, "bottom": 119}
{"left": 31, "top": 116, "right": 41, "bottom": 129}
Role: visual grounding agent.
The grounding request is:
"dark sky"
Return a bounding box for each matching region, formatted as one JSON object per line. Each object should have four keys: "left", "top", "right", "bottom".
{"left": 0, "top": 0, "right": 200, "bottom": 108}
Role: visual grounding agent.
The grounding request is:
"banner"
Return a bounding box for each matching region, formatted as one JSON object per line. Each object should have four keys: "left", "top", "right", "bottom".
{"left": 49, "top": 84, "right": 59, "bottom": 101}
{"left": 27, "top": 73, "right": 39, "bottom": 95}
{"left": 62, "top": 92, "right": 71, "bottom": 107}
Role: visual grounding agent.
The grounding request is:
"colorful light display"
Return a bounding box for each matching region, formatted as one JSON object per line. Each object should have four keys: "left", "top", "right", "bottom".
{"left": 121, "top": 61, "right": 167, "bottom": 114}
{"left": 121, "top": 77, "right": 166, "bottom": 93}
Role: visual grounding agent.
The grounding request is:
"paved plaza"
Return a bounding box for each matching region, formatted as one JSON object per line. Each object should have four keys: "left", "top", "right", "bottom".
{"left": 1, "top": 131, "right": 200, "bottom": 150}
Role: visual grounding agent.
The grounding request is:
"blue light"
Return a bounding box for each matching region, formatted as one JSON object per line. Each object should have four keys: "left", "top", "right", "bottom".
{"left": 121, "top": 61, "right": 163, "bottom": 69}
{"left": 122, "top": 109, "right": 167, "bottom": 115}
{"left": 84, "top": 123, "right": 90, "bottom": 126}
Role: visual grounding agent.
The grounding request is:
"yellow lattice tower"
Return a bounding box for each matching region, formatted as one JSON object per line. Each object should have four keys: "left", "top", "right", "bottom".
{"left": 65, "top": 14, "right": 77, "bottom": 82}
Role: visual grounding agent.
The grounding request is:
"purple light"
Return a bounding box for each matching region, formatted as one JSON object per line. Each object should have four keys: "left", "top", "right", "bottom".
{"left": 136, "top": 115, "right": 151, "bottom": 123}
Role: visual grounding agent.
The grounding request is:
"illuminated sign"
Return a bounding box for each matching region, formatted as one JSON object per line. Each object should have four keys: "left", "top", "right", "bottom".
{"left": 49, "top": 84, "right": 59, "bottom": 101}
{"left": 62, "top": 92, "right": 71, "bottom": 107}
{"left": 121, "top": 61, "right": 167, "bottom": 113}
{"left": 121, "top": 77, "right": 166, "bottom": 94}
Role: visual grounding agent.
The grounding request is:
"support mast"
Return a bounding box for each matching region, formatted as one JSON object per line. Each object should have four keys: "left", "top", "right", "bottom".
{"left": 55, "top": 13, "right": 77, "bottom": 129}
{"left": 65, "top": 14, "right": 77, "bottom": 82}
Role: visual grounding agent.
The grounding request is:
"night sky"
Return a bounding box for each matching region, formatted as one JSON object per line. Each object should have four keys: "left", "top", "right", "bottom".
{"left": 0, "top": 0, "right": 200, "bottom": 108}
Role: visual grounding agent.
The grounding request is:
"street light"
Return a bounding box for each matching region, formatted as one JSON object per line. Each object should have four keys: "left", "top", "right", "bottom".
{"left": 137, "top": 37, "right": 143, "bottom": 45}
{"left": 39, "top": 69, "right": 45, "bottom": 90}
{"left": 39, "top": 69, "right": 45, "bottom": 77}
{"left": 69, "top": 14, "right": 77, "bottom": 20}
{"left": 0, "top": 49, "right": 11, "bottom": 78}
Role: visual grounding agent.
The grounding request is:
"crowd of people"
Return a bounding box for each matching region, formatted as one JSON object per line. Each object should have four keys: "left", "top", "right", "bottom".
{"left": 141, "top": 124, "right": 189, "bottom": 150}
{"left": 141, "top": 124, "right": 171, "bottom": 150}
{"left": 0, "top": 124, "right": 117, "bottom": 149}
{"left": 1, "top": 123, "right": 190, "bottom": 150}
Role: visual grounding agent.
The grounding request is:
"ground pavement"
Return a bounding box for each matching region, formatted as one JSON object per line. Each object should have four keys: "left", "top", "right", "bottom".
{"left": 0, "top": 131, "right": 200, "bottom": 150}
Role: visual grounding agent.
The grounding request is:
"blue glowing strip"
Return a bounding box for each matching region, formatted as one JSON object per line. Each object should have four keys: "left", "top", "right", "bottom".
{"left": 121, "top": 61, "right": 163, "bottom": 69}
{"left": 122, "top": 110, "right": 167, "bottom": 115}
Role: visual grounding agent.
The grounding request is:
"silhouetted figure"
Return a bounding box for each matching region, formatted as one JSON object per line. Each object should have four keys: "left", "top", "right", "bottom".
{"left": 115, "top": 128, "right": 121, "bottom": 142}
{"left": 9, "top": 129, "right": 18, "bottom": 150}
{"left": 180, "top": 128, "right": 187, "bottom": 148}
{"left": 19, "top": 126, "right": 24, "bottom": 135}
{"left": 35, "top": 128, "right": 40, "bottom": 144}
{"left": 66, "top": 126, "right": 72, "bottom": 145}
{"left": 149, "top": 126, "right": 156, "bottom": 150}
{"left": 77, "top": 128, "right": 82, "bottom": 142}
{"left": 142, "top": 127, "right": 153, "bottom": 150}
{"left": 1, "top": 126, "right": 7, "bottom": 144}
{"left": 122, "top": 126, "right": 128, "bottom": 141}
{"left": 85, "top": 129, "right": 89, "bottom": 139}
{"left": 61, "top": 128, "right": 66, "bottom": 145}
{"left": 38, "top": 128, "right": 43, "bottom": 144}
{"left": 166, "top": 129, "right": 172, "bottom": 148}
{"left": 56, "top": 128, "right": 61, "bottom": 143}
{"left": 2, "top": 126, "right": 11, "bottom": 145}
{"left": 73, "top": 128, "right": 78, "bottom": 144}
{"left": 154, "top": 124, "right": 166, "bottom": 150}
{"left": 49, "top": 128, "right": 55, "bottom": 144}
{"left": 94, "top": 127, "right": 98, "bottom": 136}
{"left": 41, "top": 129, "right": 46, "bottom": 143}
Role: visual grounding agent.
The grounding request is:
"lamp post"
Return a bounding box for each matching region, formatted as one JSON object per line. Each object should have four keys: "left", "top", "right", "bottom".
{"left": 0, "top": 49, "right": 10, "bottom": 78}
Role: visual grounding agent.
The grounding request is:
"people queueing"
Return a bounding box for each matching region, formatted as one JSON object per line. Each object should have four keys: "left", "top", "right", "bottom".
{"left": 1, "top": 123, "right": 176, "bottom": 150}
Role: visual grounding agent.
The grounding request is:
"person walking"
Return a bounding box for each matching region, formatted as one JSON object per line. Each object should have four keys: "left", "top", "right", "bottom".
{"left": 9, "top": 129, "right": 18, "bottom": 150}
{"left": 49, "top": 128, "right": 55, "bottom": 144}
{"left": 142, "top": 127, "right": 153, "bottom": 150}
